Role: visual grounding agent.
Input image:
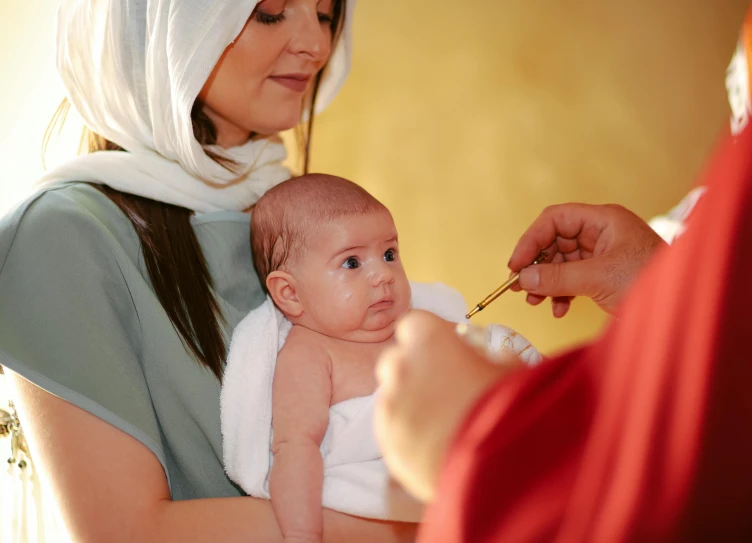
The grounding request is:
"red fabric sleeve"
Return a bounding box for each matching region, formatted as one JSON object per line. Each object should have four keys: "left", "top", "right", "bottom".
{"left": 418, "top": 126, "right": 752, "bottom": 542}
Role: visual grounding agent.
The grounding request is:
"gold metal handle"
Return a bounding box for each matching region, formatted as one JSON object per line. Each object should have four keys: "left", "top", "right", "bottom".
{"left": 466, "top": 251, "right": 548, "bottom": 319}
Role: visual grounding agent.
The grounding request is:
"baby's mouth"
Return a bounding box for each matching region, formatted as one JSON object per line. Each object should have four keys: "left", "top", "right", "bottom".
{"left": 370, "top": 296, "right": 394, "bottom": 310}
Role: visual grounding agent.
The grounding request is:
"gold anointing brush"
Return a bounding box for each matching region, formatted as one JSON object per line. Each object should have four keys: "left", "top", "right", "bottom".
{"left": 466, "top": 252, "right": 548, "bottom": 319}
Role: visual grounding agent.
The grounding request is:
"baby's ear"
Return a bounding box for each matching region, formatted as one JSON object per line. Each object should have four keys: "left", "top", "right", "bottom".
{"left": 266, "top": 271, "right": 303, "bottom": 318}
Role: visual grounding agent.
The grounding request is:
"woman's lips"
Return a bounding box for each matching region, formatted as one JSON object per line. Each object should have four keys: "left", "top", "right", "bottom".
{"left": 268, "top": 74, "right": 311, "bottom": 92}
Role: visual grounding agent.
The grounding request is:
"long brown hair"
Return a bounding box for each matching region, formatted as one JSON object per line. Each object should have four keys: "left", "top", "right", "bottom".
{"left": 42, "top": 2, "right": 346, "bottom": 381}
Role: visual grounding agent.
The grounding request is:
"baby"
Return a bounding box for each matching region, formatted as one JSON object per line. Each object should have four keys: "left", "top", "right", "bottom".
{"left": 251, "top": 173, "right": 413, "bottom": 542}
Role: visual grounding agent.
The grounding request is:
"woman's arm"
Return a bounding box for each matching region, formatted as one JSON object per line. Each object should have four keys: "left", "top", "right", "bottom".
{"left": 7, "top": 371, "right": 417, "bottom": 543}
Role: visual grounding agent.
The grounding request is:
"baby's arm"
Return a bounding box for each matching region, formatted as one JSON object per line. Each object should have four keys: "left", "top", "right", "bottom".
{"left": 270, "top": 330, "right": 332, "bottom": 543}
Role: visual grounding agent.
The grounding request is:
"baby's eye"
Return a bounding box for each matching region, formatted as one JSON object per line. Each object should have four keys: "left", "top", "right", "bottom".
{"left": 341, "top": 257, "right": 359, "bottom": 269}
{"left": 384, "top": 249, "right": 396, "bottom": 262}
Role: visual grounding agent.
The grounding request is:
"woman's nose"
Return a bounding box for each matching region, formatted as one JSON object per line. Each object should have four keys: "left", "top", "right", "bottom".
{"left": 288, "top": 6, "right": 332, "bottom": 63}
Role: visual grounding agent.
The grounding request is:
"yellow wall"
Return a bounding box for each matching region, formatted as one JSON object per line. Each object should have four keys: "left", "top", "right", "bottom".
{"left": 303, "top": 0, "right": 751, "bottom": 354}
{"left": 1, "top": 1, "right": 750, "bottom": 354}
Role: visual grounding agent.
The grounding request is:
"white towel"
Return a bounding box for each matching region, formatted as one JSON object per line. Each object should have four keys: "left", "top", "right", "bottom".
{"left": 220, "top": 281, "right": 541, "bottom": 520}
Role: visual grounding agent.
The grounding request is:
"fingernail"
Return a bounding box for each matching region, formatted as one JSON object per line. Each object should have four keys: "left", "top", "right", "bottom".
{"left": 507, "top": 259, "right": 512, "bottom": 269}
{"left": 519, "top": 267, "right": 539, "bottom": 290}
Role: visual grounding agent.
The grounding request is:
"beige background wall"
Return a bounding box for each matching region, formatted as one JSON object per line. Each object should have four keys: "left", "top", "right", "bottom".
{"left": 1, "top": 0, "right": 750, "bottom": 354}
{"left": 304, "top": 0, "right": 751, "bottom": 353}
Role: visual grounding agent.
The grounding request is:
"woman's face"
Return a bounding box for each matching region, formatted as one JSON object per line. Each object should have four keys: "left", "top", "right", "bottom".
{"left": 198, "top": 0, "right": 337, "bottom": 147}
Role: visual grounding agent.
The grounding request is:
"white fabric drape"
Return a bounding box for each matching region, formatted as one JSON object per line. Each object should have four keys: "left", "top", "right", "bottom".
{"left": 39, "top": 0, "right": 355, "bottom": 212}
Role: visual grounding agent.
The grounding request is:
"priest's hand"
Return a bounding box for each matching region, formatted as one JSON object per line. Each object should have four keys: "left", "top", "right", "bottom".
{"left": 374, "top": 311, "right": 522, "bottom": 502}
{"left": 509, "top": 203, "right": 666, "bottom": 317}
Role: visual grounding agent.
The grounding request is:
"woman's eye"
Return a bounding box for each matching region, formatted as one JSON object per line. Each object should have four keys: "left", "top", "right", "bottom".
{"left": 318, "top": 12, "right": 333, "bottom": 24}
{"left": 342, "top": 257, "right": 359, "bottom": 269}
{"left": 254, "top": 10, "right": 286, "bottom": 25}
{"left": 384, "top": 249, "right": 396, "bottom": 262}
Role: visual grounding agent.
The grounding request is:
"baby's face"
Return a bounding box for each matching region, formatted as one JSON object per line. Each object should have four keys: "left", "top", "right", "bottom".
{"left": 292, "top": 210, "right": 411, "bottom": 342}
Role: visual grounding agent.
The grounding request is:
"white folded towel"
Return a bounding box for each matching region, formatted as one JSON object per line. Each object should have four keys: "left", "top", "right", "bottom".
{"left": 220, "top": 281, "right": 541, "bottom": 521}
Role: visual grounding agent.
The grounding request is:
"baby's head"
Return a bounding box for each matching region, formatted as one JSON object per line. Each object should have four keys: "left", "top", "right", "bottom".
{"left": 251, "top": 174, "right": 411, "bottom": 342}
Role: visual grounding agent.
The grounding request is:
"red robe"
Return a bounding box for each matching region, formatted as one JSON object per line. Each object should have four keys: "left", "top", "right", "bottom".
{"left": 419, "top": 58, "right": 752, "bottom": 543}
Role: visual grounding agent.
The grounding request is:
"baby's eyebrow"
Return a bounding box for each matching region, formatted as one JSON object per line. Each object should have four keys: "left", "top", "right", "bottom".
{"left": 327, "top": 245, "right": 365, "bottom": 264}
{"left": 336, "top": 244, "right": 365, "bottom": 254}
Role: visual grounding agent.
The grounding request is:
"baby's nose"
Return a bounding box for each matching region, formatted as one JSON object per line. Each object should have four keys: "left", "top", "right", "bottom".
{"left": 370, "top": 262, "right": 395, "bottom": 286}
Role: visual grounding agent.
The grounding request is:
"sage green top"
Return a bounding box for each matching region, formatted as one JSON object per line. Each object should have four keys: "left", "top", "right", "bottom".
{"left": 0, "top": 183, "right": 264, "bottom": 499}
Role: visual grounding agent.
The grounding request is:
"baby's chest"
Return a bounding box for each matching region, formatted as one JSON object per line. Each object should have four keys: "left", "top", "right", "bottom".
{"left": 329, "top": 344, "right": 381, "bottom": 405}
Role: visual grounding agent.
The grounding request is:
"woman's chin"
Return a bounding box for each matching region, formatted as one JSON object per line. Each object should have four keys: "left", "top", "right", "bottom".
{"left": 251, "top": 106, "right": 305, "bottom": 135}
{"left": 249, "top": 122, "right": 297, "bottom": 137}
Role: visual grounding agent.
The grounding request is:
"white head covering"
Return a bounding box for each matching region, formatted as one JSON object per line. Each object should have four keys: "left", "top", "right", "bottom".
{"left": 40, "top": 0, "right": 355, "bottom": 212}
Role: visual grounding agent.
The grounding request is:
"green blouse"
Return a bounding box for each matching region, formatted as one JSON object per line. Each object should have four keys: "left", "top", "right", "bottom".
{"left": 0, "top": 183, "right": 264, "bottom": 499}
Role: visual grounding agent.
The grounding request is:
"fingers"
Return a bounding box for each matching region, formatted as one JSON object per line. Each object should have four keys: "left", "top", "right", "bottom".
{"left": 375, "top": 346, "right": 404, "bottom": 394}
{"left": 518, "top": 259, "right": 604, "bottom": 300}
{"left": 377, "top": 310, "right": 450, "bottom": 392}
{"left": 551, "top": 296, "right": 572, "bottom": 318}
{"left": 507, "top": 203, "right": 666, "bottom": 315}
{"left": 554, "top": 236, "right": 580, "bottom": 256}
{"left": 508, "top": 204, "right": 609, "bottom": 272}
{"left": 526, "top": 293, "right": 546, "bottom": 306}
{"left": 392, "top": 309, "right": 449, "bottom": 347}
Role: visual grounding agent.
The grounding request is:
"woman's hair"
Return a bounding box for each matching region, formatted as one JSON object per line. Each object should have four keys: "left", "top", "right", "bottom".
{"left": 41, "top": 1, "right": 346, "bottom": 381}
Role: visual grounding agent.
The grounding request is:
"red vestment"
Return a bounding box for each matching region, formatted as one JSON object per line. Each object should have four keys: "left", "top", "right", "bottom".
{"left": 419, "top": 42, "right": 752, "bottom": 543}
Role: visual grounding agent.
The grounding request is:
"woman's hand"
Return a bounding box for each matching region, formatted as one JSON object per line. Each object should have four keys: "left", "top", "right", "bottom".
{"left": 510, "top": 203, "right": 666, "bottom": 316}
{"left": 374, "top": 311, "right": 522, "bottom": 503}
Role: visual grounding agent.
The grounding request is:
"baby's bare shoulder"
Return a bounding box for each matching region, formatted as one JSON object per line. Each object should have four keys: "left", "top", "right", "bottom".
{"left": 277, "top": 325, "right": 332, "bottom": 369}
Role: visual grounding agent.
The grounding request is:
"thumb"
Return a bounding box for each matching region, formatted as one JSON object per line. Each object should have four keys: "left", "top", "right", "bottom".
{"left": 518, "top": 259, "right": 604, "bottom": 299}
{"left": 394, "top": 310, "right": 450, "bottom": 348}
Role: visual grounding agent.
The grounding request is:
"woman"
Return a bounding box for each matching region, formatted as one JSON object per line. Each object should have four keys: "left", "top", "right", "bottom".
{"left": 0, "top": 0, "right": 414, "bottom": 541}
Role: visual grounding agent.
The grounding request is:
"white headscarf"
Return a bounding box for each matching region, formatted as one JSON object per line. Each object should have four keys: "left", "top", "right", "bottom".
{"left": 40, "top": 0, "right": 355, "bottom": 212}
